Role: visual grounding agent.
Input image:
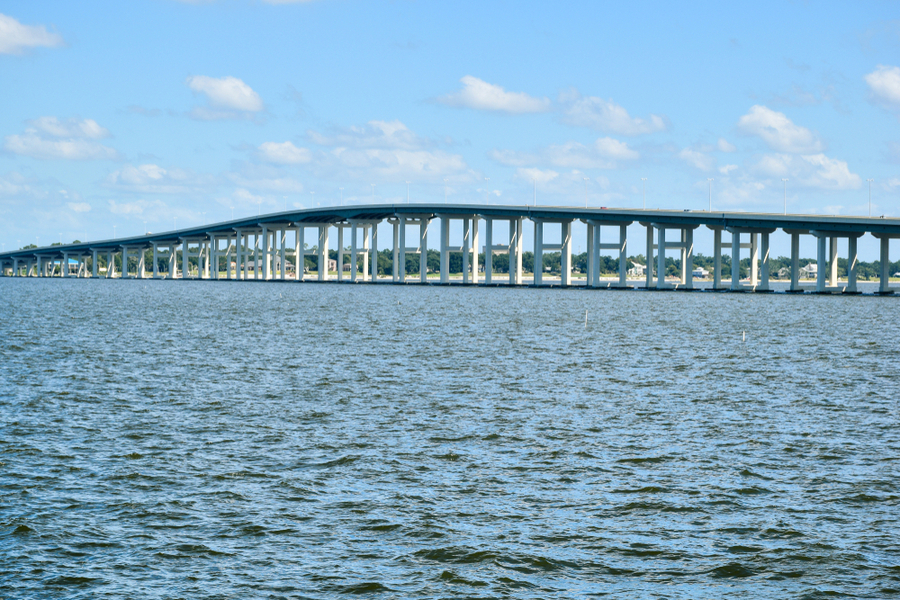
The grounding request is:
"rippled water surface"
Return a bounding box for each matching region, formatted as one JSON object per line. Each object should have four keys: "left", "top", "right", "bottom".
{"left": 2, "top": 278, "right": 899, "bottom": 599}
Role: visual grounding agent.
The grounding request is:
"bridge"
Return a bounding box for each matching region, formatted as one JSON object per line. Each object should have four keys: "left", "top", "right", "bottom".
{"left": 2, "top": 204, "right": 899, "bottom": 294}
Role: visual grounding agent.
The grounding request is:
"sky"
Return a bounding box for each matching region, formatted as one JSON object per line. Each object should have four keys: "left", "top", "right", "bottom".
{"left": 1, "top": 0, "right": 899, "bottom": 258}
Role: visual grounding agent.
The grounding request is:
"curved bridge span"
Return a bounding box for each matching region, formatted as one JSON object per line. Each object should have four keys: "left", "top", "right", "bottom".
{"left": 3, "top": 204, "right": 900, "bottom": 294}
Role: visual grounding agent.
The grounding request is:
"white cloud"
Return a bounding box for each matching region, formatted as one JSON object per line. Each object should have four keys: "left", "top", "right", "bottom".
{"left": 753, "top": 153, "right": 861, "bottom": 190}
{"left": 515, "top": 167, "right": 559, "bottom": 186}
{"left": 258, "top": 141, "right": 312, "bottom": 165}
{"left": 29, "top": 117, "right": 110, "bottom": 139}
{"left": 4, "top": 132, "right": 118, "bottom": 160}
{"left": 308, "top": 120, "right": 426, "bottom": 150}
{"left": 105, "top": 164, "right": 208, "bottom": 194}
{"left": 719, "top": 164, "right": 738, "bottom": 175}
{"left": 737, "top": 105, "right": 823, "bottom": 153}
{"left": 186, "top": 75, "right": 263, "bottom": 118}
{"left": 678, "top": 148, "right": 715, "bottom": 171}
{"left": 864, "top": 65, "right": 900, "bottom": 107}
{"left": 67, "top": 202, "right": 91, "bottom": 212}
{"left": 437, "top": 76, "right": 551, "bottom": 114}
{"left": 491, "top": 137, "right": 638, "bottom": 170}
{"left": 108, "top": 199, "right": 168, "bottom": 216}
{"left": 717, "top": 138, "right": 736, "bottom": 152}
{"left": 561, "top": 91, "right": 666, "bottom": 135}
{"left": 0, "top": 13, "right": 64, "bottom": 55}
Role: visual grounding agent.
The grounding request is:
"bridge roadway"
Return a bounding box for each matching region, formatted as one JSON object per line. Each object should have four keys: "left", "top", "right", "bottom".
{"left": 2, "top": 204, "right": 900, "bottom": 294}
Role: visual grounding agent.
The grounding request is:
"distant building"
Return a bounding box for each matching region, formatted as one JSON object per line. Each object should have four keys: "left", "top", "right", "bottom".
{"left": 628, "top": 262, "right": 645, "bottom": 277}
{"left": 692, "top": 267, "right": 709, "bottom": 278}
{"left": 800, "top": 263, "right": 817, "bottom": 279}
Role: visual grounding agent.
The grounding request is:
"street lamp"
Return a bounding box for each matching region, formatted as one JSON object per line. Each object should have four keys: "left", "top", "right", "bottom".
{"left": 310, "top": 191, "right": 316, "bottom": 206}
{"left": 782, "top": 179, "right": 788, "bottom": 215}
{"left": 867, "top": 179, "right": 874, "bottom": 217}
{"left": 584, "top": 177, "right": 589, "bottom": 208}
{"left": 641, "top": 177, "right": 647, "bottom": 209}
{"left": 707, "top": 178, "right": 713, "bottom": 212}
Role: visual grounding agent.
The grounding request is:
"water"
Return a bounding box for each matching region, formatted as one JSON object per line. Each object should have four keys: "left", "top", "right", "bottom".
{"left": 2, "top": 279, "right": 899, "bottom": 599}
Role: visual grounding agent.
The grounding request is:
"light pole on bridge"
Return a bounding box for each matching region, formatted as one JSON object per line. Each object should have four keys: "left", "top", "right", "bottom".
{"left": 782, "top": 179, "right": 789, "bottom": 215}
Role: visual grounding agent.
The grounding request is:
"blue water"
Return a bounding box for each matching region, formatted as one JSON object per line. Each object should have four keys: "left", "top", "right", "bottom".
{"left": 1, "top": 278, "right": 899, "bottom": 598}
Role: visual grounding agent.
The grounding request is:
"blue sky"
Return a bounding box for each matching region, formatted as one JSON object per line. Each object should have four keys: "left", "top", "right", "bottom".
{"left": 1, "top": 0, "right": 899, "bottom": 257}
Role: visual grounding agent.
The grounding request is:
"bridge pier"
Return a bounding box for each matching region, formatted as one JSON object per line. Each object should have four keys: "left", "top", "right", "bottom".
{"left": 872, "top": 234, "right": 898, "bottom": 294}
{"left": 532, "top": 217, "right": 573, "bottom": 286}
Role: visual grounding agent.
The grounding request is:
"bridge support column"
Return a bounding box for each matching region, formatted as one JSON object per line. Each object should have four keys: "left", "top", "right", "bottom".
{"left": 92, "top": 249, "right": 98, "bottom": 278}
{"left": 370, "top": 223, "right": 378, "bottom": 282}
{"left": 589, "top": 223, "right": 599, "bottom": 288}
{"left": 790, "top": 233, "right": 801, "bottom": 292}
{"left": 533, "top": 220, "right": 543, "bottom": 285}
{"left": 509, "top": 218, "right": 522, "bottom": 285}
{"left": 318, "top": 225, "right": 329, "bottom": 281}
{"left": 462, "top": 219, "right": 470, "bottom": 284}
{"left": 561, "top": 220, "right": 572, "bottom": 286}
{"left": 484, "top": 218, "right": 493, "bottom": 284}
{"left": 61, "top": 252, "right": 68, "bottom": 278}
{"left": 469, "top": 218, "right": 479, "bottom": 284}
{"left": 759, "top": 233, "right": 770, "bottom": 291}
{"left": 645, "top": 225, "right": 654, "bottom": 289}
{"left": 682, "top": 228, "right": 693, "bottom": 288}
{"left": 440, "top": 217, "right": 449, "bottom": 284}
{"left": 419, "top": 220, "right": 428, "bottom": 283}
{"left": 879, "top": 237, "right": 891, "bottom": 294}
{"left": 337, "top": 226, "right": 344, "bottom": 281}
{"left": 294, "top": 226, "right": 304, "bottom": 281}
{"left": 350, "top": 225, "right": 358, "bottom": 282}
{"left": 731, "top": 232, "right": 740, "bottom": 290}
{"left": 585, "top": 222, "right": 594, "bottom": 287}
{"left": 391, "top": 221, "right": 399, "bottom": 282}
{"left": 750, "top": 233, "right": 758, "bottom": 287}
{"left": 235, "top": 231, "right": 243, "bottom": 280}
{"left": 828, "top": 237, "right": 838, "bottom": 288}
{"left": 122, "top": 247, "right": 130, "bottom": 279}
{"left": 152, "top": 244, "right": 159, "bottom": 278}
{"left": 210, "top": 236, "right": 218, "bottom": 280}
{"left": 657, "top": 227, "right": 666, "bottom": 289}
{"left": 262, "top": 226, "right": 270, "bottom": 280}
{"left": 816, "top": 235, "right": 827, "bottom": 293}
{"left": 184, "top": 240, "right": 191, "bottom": 280}
{"left": 137, "top": 248, "right": 146, "bottom": 279}
{"left": 398, "top": 221, "right": 406, "bottom": 282}
{"left": 848, "top": 236, "right": 859, "bottom": 293}
{"left": 713, "top": 229, "right": 723, "bottom": 290}
{"left": 618, "top": 225, "right": 628, "bottom": 287}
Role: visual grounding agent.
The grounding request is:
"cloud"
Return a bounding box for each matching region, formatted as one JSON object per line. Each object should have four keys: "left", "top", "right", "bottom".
{"left": 737, "top": 105, "right": 823, "bottom": 153}
{"left": 561, "top": 91, "right": 666, "bottom": 135}
{"left": 308, "top": 120, "right": 427, "bottom": 150}
{"left": 719, "top": 164, "right": 738, "bottom": 175}
{"left": 717, "top": 138, "right": 736, "bottom": 152}
{"left": 0, "top": 13, "right": 64, "bottom": 55}
{"left": 307, "top": 119, "right": 469, "bottom": 182}
{"left": 865, "top": 64, "right": 900, "bottom": 108}
{"left": 258, "top": 141, "right": 312, "bottom": 165}
{"left": 515, "top": 167, "right": 559, "bottom": 186}
{"left": 752, "top": 153, "right": 861, "bottom": 190}
{"left": 4, "top": 133, "right": 117, "bottom": 160}
{"left": 678, "top": 148, "right": 715, "bottom": 171}
{"left": 186, "top": 76, "right": 263, "bottom": 119}
{"left": 28, "top": 117, "right": 110, "bottom": 139}
{"left": 104, "top": 164, "right": 210, "bottom": 194}
{"left": 437, "top": 76, "right": 551, "bottom": 114}
{"left": 108, "top": 199, "right": 169, "bottom": 216}
{"left": 491, "top": 137, "right": 638, "bottom": 170}
{"left": 67, "top": 202, "right": 91, "bottom": 212}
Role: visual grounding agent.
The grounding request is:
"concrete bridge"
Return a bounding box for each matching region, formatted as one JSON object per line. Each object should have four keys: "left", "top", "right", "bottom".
{"left": 2, "top": 204, "right": 899, "bottom": 294}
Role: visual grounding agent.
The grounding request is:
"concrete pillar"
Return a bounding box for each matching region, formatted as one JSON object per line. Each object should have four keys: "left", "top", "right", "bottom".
{"left": 508, "top": 220, "right": 517, "bottom": 285}
{"left": 561, "top": 220, "right": 572, "bottom": 286}
{"left": 253, "top": 233, "right": 260, "bottom": 280}
{"left": 294, "top": 227, "right": 303, "bottom": 281}
{"left": 152, "top": 244, "right": 159, "bottom": 278}
{"left": 533, "top": 220, "right": 543, "bottom": 285}
{"left": 362, "top": 225, "right": 370, "bottom": 281}
{"left": 350, "top": 224, "right": 358, "bottom": 283}
{"left": 462, "top": 219, "right": 470, "bottom": 284}
{"left": 828, "top": 237, "right": 838, "bottom": 288}
{"left": 235, "top": 231, "right": 243, "bottom": 280}
{"left": 679, "top": 231, "right": 687, "bottom": 286}
{"left": 370, "top": 223, "right": 377, "bottom": 282}
{"left": 591, "top": 223, "right": 601, "bottom": 288}
{"left": 280, "top": 229, "right": 286, "bottom": 281}
{"left": 645, "top": 225, "right": 653, "bottom": 289}
{"left": 713, "top": 229, "right": 722, "bottom": 290}
{"left": 122, "top": 247, "right": 129, "bottom": 279}
{"left": 759, "top": 233, "right": 770, "bottom": 291}
{"left": 879, "top": 237, "right": 891, "bottom": 293}
{"left": 684, "top": 228, "right": 693, "bottom": 289}
{"left": 392, "top": 221, "right": 399, "bottom": 282}
{"left": 106, "top": 251, "right": 113, "bottom": 279}
{"left": 484, "top": 218, "right": 493, "bottom": 284}
{"left": 816, "top": 235, "right": 827, "bottom": 293}
{"left": 419, "top": 220, "right": 428, "bottom": 283}
{"left": 138, "top": 248, "right": 146, "bottom": 279}
{"left": 61, "top": 252, "right": 68, "bottom": 278}
{"left": 318, "top": 225, "right": 329, "bottom": 281}
{"left": 790, "top": 233, "right": 801, "bottom": 292}
{"left": 731, "top": 232, "right": 740, "bottom": 290}
{"left": 399, "top": 220, "right": 406, "bottom": 282}
{"left": 440, "top": 216, "right": 450, "bottom": 284}
{"left": 261, "top": 226, "right": 270, "bottom": 280}
{"left": 848, "top": 236, "right": 858, "bottom": 293}
{"left": 750, "top": 233, "right": 759, "bottom": 287}
{"left": 337, "top": 226, "right": 344, "bottom": 281}
{"left": 210, "top": 236, "right": 218, "bottom": 280}
{"left": 585, "top": 223, "right": 594, "bottom": 287}
{"left": 657, "top": 227, "right": 666, "bottom": 289}
{"left": 471, "top": 218, "right": 479, "bottom": 284}
{"left": 183, "top": 241, "right": 191, "bottom": 280}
